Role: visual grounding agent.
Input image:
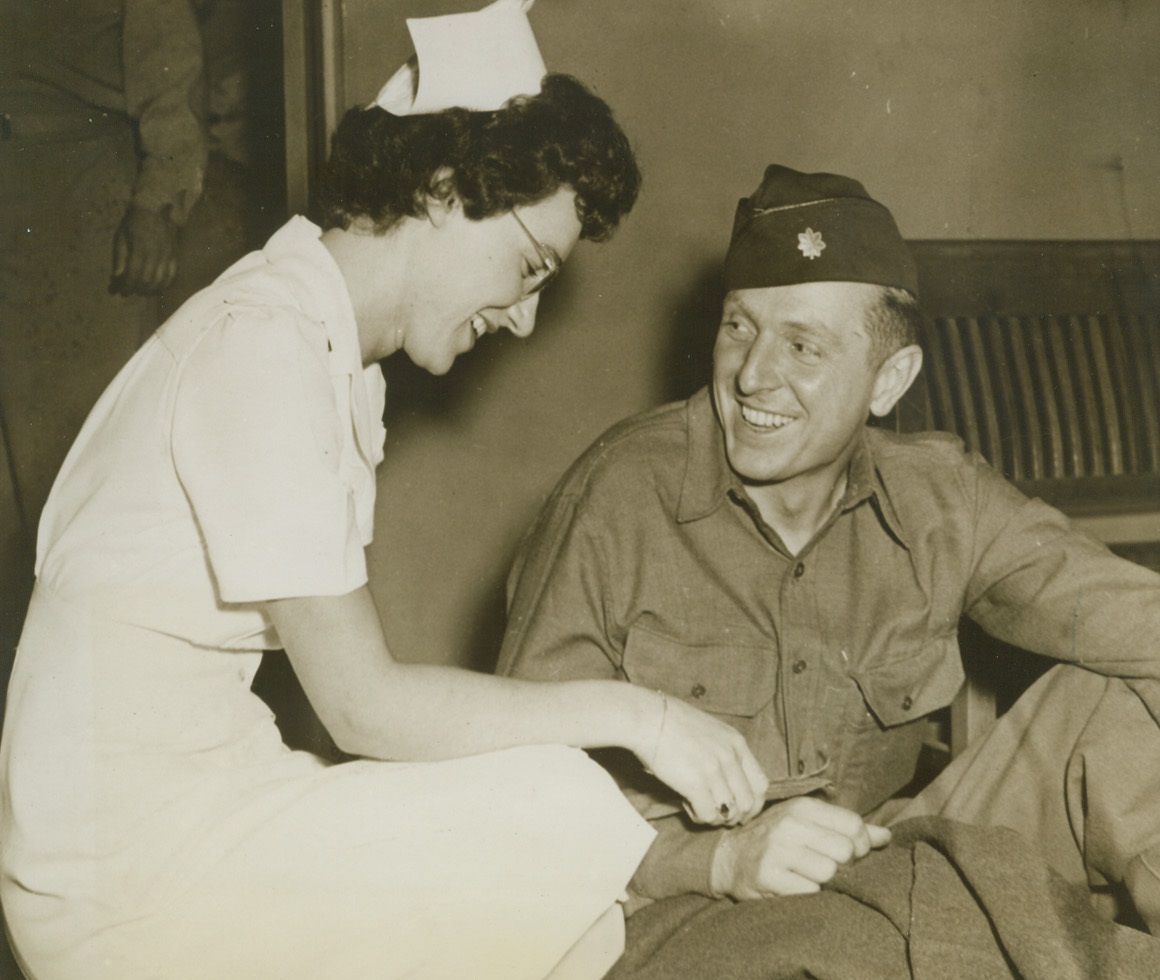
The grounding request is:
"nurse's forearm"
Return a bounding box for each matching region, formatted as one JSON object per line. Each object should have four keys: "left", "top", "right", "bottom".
{"left": 267, "top": 586, "right": 770, "bottom": 827}
{"left": 266, "top": 585, "right": 655, "bottom": 762}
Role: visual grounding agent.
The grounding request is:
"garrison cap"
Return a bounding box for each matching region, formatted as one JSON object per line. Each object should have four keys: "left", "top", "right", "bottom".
{"left": 724, "top": 165, "right": 918, "bottom": 296}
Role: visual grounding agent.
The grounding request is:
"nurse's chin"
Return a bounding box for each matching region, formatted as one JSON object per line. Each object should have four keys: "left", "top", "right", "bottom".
{"left": 405, "top": 346, "right": 457, "bottom": 377}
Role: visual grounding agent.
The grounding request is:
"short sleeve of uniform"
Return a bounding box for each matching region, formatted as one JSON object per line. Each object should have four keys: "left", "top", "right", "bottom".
{"left": 171, "top": 307, "right": 367, "bottom": 603}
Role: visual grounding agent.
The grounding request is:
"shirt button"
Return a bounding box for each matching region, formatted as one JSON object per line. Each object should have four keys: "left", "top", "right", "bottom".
{"left": 901, "top": 695, "right": 913, "bottom": 711}
{"left": 793, "top": 562, "right": 805, "bottom": 578}
{"left": 792, "top": 659, "right": 807, "bottom": 674}
{"left": 690, "top": 683, "right": 706, "bottom": 699}
{"left": 797, "top": 759, "right": 806, "bottom": 774}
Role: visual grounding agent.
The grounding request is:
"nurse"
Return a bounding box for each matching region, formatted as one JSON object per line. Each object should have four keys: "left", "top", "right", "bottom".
{"left": 0, "top": 3, "right": 768, "bottom": 978}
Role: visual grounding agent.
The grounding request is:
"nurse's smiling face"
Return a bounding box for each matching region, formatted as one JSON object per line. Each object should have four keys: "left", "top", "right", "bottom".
{"left": 400, "top": 188, "right": 582, "bottom": 375}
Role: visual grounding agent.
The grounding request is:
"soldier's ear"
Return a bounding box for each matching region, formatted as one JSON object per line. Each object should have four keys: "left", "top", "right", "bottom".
{"left": 869, "top": 345, "right": 923, "bottom": 418}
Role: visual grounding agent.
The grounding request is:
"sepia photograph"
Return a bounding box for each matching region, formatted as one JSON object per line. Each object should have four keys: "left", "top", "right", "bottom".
{"left": 1, "top": 0, "right": 1158, "bottom": 976}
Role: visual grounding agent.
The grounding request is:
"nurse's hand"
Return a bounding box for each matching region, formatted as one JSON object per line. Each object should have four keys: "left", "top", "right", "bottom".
{"left": 642, "top": 692, "right": 768, "bottom": 827}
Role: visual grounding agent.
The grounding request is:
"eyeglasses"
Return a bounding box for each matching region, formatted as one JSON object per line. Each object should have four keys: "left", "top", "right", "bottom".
{"left": 510, "top": 209, "right": 562, "bottom": 298}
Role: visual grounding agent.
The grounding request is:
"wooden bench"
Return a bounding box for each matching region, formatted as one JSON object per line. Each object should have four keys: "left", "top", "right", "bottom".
{"left": 891, "top": 240, "right": 1160, "bottom": 756}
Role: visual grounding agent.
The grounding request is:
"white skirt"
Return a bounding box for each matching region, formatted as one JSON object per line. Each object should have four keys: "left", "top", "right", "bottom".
{"left": 0, "top": 586, "right": 655, "bottom": 979}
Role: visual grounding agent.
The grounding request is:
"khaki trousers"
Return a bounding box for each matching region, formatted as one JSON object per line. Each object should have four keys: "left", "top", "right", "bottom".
{"left": 894, "top": 664, "right": 1160, "bottom": 932}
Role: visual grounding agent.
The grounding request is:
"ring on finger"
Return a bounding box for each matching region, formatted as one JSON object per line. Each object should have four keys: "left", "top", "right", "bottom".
{"left": 718, "top": 801, "right": 734, "bottom": 820}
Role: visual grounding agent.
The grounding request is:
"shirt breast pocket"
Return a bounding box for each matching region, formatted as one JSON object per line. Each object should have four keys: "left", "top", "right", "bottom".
{"left": 622, "top": 626, "right": 775, "bottom": 721}
{"left": 828, "top": 634, "right": 965, "bottom": 812}
{"left": 850, "top": 634, "right": 965, "bottom": 729}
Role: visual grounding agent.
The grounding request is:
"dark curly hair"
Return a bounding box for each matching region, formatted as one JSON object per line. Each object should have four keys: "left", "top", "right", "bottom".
{"left": 318, "top": 74, "right": 641, "bottom": 242}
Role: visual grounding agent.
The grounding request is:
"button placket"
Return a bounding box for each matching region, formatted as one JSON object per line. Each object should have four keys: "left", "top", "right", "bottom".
{"left": 781, "top": 555, "right": 821, "bottom": 782}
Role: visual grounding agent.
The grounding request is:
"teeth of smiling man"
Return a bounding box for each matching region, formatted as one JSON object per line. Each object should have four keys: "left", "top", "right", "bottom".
{"left": 741, "top": 405, "right": 793, "bottom": 429}
{"left": 470, "top": 314, "right": 487, "bottom": 338}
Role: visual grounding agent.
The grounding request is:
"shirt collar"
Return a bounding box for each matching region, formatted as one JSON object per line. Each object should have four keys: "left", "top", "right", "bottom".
{"left": 676, "top": 388, "right": 735, "bottom": 523}
{"left": 675, "top": 387, "right": 910, "bottom": 547}
{"left": 261, "top": 216, "right": 386, "bottom": 471}
{"left": 854, "top": 428, "right": 911, "bottom": 549}
{"left": 261, "top": 216, "right": 363, "bottom": 379}
{"left": 842, "top": 432, "right": 878, "bottom": 510}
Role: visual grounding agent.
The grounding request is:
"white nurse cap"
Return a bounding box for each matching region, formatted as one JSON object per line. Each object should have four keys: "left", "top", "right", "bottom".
{"left": 370, "top": 0, "right": 547, "bottom": 116}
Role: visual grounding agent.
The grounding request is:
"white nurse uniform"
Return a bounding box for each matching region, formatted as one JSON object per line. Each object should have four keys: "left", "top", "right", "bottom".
{"left": 0, "top": 217, "right": 653, "bottom": 979}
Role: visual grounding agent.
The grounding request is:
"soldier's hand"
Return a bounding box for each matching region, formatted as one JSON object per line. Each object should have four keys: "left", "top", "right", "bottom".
{"left": 710, "top": 796, "right": 891, "bottom": 900}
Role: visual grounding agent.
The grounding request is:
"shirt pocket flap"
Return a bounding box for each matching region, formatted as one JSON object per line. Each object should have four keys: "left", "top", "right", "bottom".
{"left": 851, "top": 634, "right": 964, "bottom": 728}
{"left": 623, "top": 626, "right": 774, "bottom": 717}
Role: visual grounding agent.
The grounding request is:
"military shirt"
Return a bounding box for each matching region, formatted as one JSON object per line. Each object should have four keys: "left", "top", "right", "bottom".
{"left": 498, "top": 387, "right": 1160, "bottom": 900}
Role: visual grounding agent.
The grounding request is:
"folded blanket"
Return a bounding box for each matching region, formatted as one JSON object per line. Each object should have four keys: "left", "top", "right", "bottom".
{"left": 608, "top": 816, "right": 1160, "bottom": 980}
